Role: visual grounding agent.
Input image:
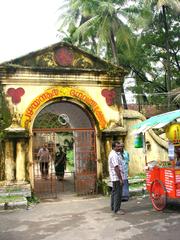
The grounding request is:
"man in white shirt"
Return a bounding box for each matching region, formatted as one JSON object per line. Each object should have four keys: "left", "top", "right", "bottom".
{"left": 108, "top": 141, "right": 125, "bottom": 215}
{"left": 37, "top": 144, "right": 51, "bottom": 179}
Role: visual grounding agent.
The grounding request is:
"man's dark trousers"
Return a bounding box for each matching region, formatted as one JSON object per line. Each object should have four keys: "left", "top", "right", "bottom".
{"left": 111, "top": 181, "right": 122, "bottom": 213}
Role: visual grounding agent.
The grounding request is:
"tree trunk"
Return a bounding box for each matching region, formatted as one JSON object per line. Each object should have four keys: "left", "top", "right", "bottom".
{"left": 121, "top": 85, "right": 128, "bottom": 109}
{"left": 162, "top": 5, "right": 171, "bottom": 110}
{"left": 110, "top": 31, "right": 128, "bottom": 109}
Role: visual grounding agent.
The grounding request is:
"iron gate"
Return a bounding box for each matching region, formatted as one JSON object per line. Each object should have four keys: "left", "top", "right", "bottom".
{"left": 32, "top": 129, "right": 97, "bottom": 198}
{"left": 32, "top": 131, "right": 57, "bottom": 198}
{"left": 74, "top": 130, "right": 97, "bottom": 195}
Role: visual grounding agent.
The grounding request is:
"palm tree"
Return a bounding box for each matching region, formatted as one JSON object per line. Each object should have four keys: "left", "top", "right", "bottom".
{"left": 58, "top": 0, "right": 134, "bottom": 109}
{"left": 57, "top": 0, "right": 100, "bottom": 52}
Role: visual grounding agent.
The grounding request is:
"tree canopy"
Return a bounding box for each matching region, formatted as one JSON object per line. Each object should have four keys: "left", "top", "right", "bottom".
{"left": 57, "top": 0, "right": 180, "bottom": 112}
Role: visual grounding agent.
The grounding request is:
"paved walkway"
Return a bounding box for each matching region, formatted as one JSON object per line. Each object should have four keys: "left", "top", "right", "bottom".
{"left": 0, "top": 195, "right": 180, "bottom": 240}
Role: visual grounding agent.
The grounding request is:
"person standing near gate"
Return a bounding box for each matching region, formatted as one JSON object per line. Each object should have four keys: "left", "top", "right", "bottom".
{"left": 37, "top": 144, "right": 51, "bottom": 180}
{"left": 55, "top": 145, "right": 67, "bottom": 181}
{"left": 119, "top": 142, "right": 130, "bottom": 201}
{"left": 108, "top": 141, "right": 125, "bottom": 215}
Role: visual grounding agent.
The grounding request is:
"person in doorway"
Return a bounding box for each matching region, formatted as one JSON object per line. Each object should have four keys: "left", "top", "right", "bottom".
{"left": 175, "top": 146, "right": 180, "bottom": 166}
{"left": 37, "top": 144, "right": 51, "bottom": 180}
{"left": 119, "top": 142, "right": 130, "bottom": 201}
{"left": 55, "top": 145, "right": 67, "bottom": 181}
{"left": 108, "top": 141, "right": 125, "bottom": 215}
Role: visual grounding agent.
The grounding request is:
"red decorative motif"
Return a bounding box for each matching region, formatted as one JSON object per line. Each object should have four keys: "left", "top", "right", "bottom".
{"left": 54, "top": 48, "right": 74, "bottom": 66}
{"left": 101, "top": 89, "right": 116, "bottom": 106}
{"left": 7, "top": 88, "right": 25, "bottom": 104}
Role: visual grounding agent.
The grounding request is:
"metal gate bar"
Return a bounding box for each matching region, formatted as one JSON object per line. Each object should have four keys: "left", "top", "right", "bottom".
{"left": 33, "top": 129, "right": 97, "bottom": 198}
{"left": 33, "top": 160, "right": 57, "bottom": 199}
{"left": 33, "top": 131, "right": 57, "bottom": 199}
{"left": 74, "top": 130, "right": 97, "bottom": 195}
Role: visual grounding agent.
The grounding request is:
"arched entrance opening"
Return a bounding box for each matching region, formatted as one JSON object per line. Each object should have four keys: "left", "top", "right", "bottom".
{"left": 32, "top": 100, "right": 97, "bottom": 198}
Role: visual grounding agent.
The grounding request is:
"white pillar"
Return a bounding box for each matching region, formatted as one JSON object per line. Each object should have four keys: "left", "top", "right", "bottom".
{"left": 5, "top": 140, "right": 15, "bottom": 181}
{"left": 16, "top": 139, "right": 26, "bottom": 182}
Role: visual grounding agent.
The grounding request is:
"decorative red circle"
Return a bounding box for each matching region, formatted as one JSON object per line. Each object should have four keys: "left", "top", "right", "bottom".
{"left": 54, "top": 48, "right": 74, "bottom": 66}
{"left": 7, "top": 87, "right": 25, "bottom": 104}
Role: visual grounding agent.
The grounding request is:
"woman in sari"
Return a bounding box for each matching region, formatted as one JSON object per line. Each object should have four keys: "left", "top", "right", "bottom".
{"left": 55, "top": 146, "right": 67, "bottom": 181}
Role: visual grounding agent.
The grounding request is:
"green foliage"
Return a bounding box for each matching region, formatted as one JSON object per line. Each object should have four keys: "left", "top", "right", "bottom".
{"left": 97, "top": 179, "right": 110, "bottom": 196}
{"left": 129, "top": 173, "right": 146, "bottom": 180}
{"left": 57, "top": 0, "right": 180, "bottom": 110}
{"left": 33, "top": 112, "right": 61, "bottom": 128}
{"left": 0, "top": 85, "right": 11, "bottom": 132}
{"left": 26, "top": 193, "right": 40, "bottom": 205}
{"left": 129, "top": 182, "right": 145, "bottom": 190}
{"left": 125, "top": 0, "right": 180, "bottom": 109}
{"left": 0, "top": 195, "right": 25, "bottom": 204}
{"left": 0, "top": 84, "right": 11, "bottom": 180}
{"left": 66, "top": 149, "right": 74, "bottom": 171}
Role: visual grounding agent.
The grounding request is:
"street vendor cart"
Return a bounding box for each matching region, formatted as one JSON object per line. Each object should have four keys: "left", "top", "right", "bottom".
{"left": 133, "top": 110, "right": 180, "bottom": 211}
{"left": 146, "top": 165, "right": 180, "bottom": 210}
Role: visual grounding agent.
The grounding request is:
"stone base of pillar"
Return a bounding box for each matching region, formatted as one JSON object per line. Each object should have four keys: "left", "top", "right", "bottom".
{"left": 0, "top": 181, "right": 31, "bottom": 198}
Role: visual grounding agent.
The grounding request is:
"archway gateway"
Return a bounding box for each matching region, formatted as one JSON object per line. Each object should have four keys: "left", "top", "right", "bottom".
{"left": 32, "top": 101, "right": 97, "bottom": 198}
{"left": 21, "top": 87, "right": 107, "bottom": 130}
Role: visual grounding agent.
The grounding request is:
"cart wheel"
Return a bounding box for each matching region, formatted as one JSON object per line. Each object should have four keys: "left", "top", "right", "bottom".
{"left": 150, "top": 180, "right": 167, "bottom": 211}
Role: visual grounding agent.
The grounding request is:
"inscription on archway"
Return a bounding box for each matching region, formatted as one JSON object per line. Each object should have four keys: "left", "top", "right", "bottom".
{"left": 21, "top": 87, "right": 107, "bottom": 129}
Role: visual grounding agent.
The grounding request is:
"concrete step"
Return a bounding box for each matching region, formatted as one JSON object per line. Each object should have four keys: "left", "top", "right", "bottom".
{"left": 0, "top": 196, "right": 27, "bottom": 211}
{"left": 0, "top": 182, "right": 31, "bottom": 211}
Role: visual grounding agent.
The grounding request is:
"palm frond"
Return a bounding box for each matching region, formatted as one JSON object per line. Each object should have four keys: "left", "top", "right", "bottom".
{"left": 72, "top": 16, "right": 98, "bottom": 40}
{"left": 157, "top": 0, "right": 180, "bottom": 12}
{"left": 170, "top": 87, "right": 180, "bottom": 104}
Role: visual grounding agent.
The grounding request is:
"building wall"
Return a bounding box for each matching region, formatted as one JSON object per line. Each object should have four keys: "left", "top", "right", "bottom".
{"left": 3, "top": 70, "right": 121, "bottom": 128}
{"left": 123, "top": 110, "right": 168, "bottom": 176}
{"left": 1, "top": 69, "right": 122, "bottom": 184}
{"left": 1, "top": 69, "right": 169, "bottom": 181}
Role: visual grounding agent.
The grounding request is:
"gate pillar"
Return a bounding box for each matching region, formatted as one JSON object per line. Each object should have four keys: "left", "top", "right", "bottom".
{"left": 16, "top": 139, "right": 26, "bottom": 182}
{"left": 4, "top": 140, "right": 15, "bottom": 182}
{"left": 4, "top": 119, "right": 29, "bottom": 183}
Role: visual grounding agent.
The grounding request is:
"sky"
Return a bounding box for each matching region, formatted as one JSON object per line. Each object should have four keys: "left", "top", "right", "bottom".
{"left": 0, "top": 0, "right": 136, "bottom": 103}
{"left": 0, "top": 0, "right": 62, "bottom": 63}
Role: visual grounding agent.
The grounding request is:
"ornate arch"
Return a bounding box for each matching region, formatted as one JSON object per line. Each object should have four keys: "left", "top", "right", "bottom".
{"left": 21, "top": 87, "right": 107, "bottom": 129}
